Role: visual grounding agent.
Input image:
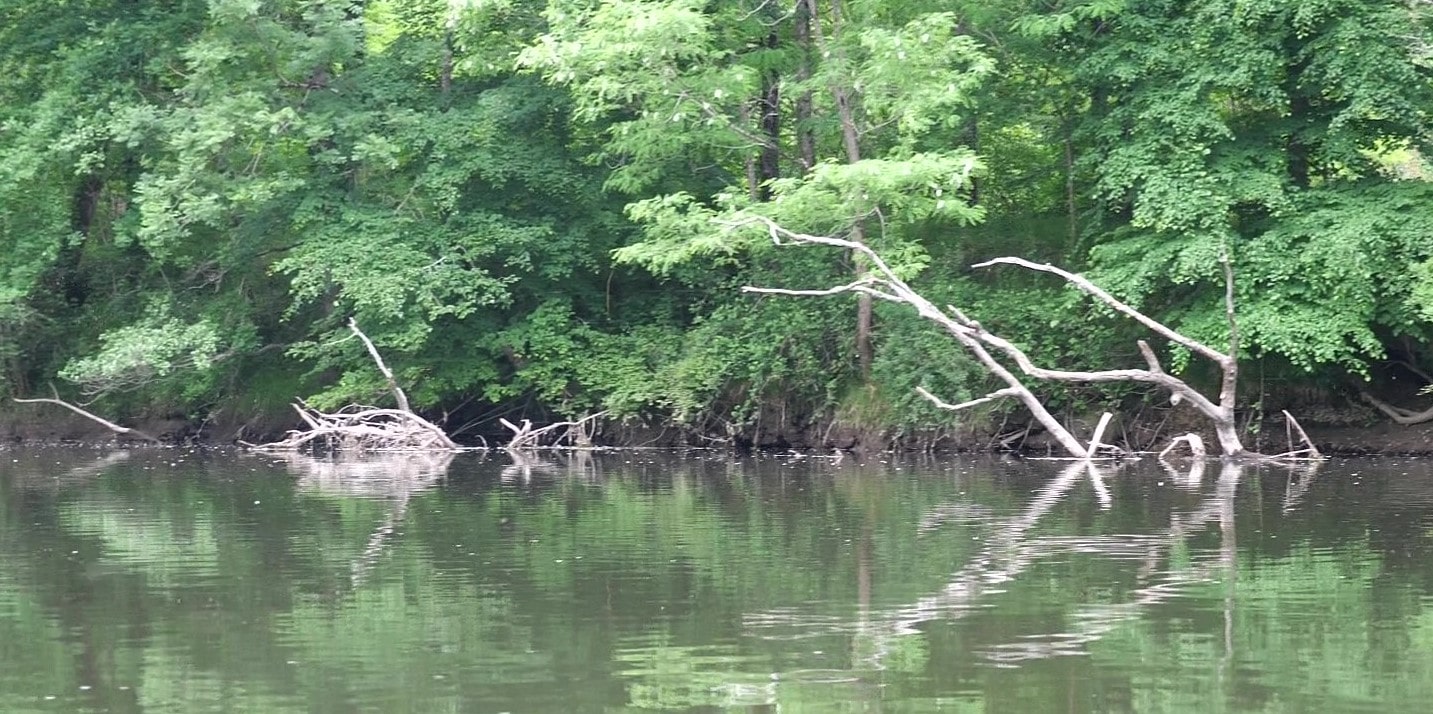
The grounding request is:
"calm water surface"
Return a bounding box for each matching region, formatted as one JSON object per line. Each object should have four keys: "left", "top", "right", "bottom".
{"left": 2, "top": 449, "right": 1432, "bottom": 712}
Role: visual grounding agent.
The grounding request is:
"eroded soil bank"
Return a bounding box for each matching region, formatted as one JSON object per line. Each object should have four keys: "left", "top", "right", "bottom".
{"left": 4, "top": 406, "right": 1433, "bottom": 455}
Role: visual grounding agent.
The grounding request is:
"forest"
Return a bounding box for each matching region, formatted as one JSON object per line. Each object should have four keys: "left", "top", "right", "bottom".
{"left": 2, "top": 0, "right": 1432, "bottom": 449}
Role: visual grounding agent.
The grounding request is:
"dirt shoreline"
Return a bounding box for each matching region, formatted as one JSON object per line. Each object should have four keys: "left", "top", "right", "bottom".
{"left": 5, "top": 408, "right": 1433, "bottom": 455}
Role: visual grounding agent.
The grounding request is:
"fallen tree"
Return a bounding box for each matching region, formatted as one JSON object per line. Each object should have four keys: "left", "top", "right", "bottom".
{"left": 733, "top": 216, "right": 1321, "bottom": 461}
{"left": 251, "top": 319, "right": 458, "bottom": 452}
{"left": 12, "top": 384, "right": 162, "bottom": 444}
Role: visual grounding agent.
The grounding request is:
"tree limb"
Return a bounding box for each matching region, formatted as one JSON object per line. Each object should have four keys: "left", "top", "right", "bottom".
{"left": 1087, "top": 412, "right": 1116, "bottom": 458}
{"left": 12, "top": 386, "right": 161, "bottom": 443}
{"left": 1159, "top": 434, "right": 1206, "bottom": 461}
{"left": 1279, "top": 409, "right": 1322, "bottom": 459}
{"left": 348, "top": 318, "right": 411, "bottom": 414}
{"left": 734, "top": 214, "right": 1091, "bottom": 457}
{"left": 502, "top": 411, "right": 609, "bottom": 449}
{"left": 916, "top": 386, "right": 1020, "bottom": 411}
{"left": 970, "top": 255, "right": 1247, "bottom": 458}
{"left": 974, "top": 257, "right": 1233, "bottom": 368}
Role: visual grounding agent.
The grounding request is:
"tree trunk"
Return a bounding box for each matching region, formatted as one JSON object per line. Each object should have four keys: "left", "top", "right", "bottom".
{"left": 814, "top": 0, "right": 875, "bottom": 378}
{"left": 739, "top": 104, "right": 761, "bottom": 201}
{"left": 1063, "top": 123, "right": 1078, "bottom": 251}
{"left": 757, "top": 30, "right": 781, "bottom": 200}
{"left": 793, "top": 1, "right": 817, "bottom": 172}
{"left": 965, "top": 114, "right": 981, "bottom": 206}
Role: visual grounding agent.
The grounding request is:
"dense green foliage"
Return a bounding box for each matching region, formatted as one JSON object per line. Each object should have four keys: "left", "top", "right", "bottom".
{"left": 1, "top": 0, "right": 1431, "bottom": 442}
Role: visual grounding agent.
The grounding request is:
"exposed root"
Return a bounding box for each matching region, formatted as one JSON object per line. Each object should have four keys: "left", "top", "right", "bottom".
{"left": 1360, "top": 390, "right": 1433, "bottom": 425}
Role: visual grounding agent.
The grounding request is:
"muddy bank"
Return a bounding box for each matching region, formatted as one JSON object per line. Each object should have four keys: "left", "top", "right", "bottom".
{"left": 6, "top": 404, "right": 1433, "bottom": 455}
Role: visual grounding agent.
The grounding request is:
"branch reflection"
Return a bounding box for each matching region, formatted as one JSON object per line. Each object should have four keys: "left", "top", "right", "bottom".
{"left": 745, "top": 459, "right": 1257, "bottom": 671}
{"left": 273, "top": 451, "right": 455, "bottom": 586}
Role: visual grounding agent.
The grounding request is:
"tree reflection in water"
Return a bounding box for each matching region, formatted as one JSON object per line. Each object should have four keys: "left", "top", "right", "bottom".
{"left": 272, "top": 451, "right": 455, "bottom": 586}
{"left": 748, "top": 458, "right": 1322, "bottom": 674}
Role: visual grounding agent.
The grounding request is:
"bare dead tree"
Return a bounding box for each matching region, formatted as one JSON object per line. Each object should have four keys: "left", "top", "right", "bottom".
{"left": 251, "top": 320, "right": 459, "bottom": 451}
{"left": 12, "top": 384, "right": 161, "bottom": 444}
{"left": 732, "top": 215, "right": 1321, "bottom": 460}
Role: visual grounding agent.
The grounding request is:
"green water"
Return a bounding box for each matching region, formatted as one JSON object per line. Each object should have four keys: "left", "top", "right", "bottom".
{"left": 2, "top": 449, "right": 1432, "bottom": 712}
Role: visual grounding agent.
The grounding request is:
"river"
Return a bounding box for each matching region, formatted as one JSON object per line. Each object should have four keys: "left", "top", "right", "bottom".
{"left": 2, "top": 448, "right": 1431, "bottom": 712}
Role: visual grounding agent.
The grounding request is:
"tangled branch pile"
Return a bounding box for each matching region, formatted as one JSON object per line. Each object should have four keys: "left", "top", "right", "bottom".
{"left": 251, "top": 403, "right": 457, "bottom": 452}
{"left": 250, "top": 319, "right": 458, "bottom": 452}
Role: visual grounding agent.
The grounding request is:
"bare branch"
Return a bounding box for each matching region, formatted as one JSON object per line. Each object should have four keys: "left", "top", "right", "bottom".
{"left": 916, "top": 386, "right": 1020, "bottom": 411}
{"left": 1159, "top": 434, "right": 1207, "bottom": 461}
{"left": 247, "top": 320, "right": 461, "bottom": 451}
{"left": 502, "top": 411, "right": 610, "bottom": 449}
{"left": 971, "top": 255, "right": 1254, "bottom": 458}
{"left": 1280, "top": 410, "right": 1322, "bottom": 459}
{"left": 972, "top": 257, "right": 1231, "bottom": 367}
{"left": 252, "top": 403, "right": 458, "bottom": 451}
{"left": 349, "top": 318, "right": 411, "bottom": 413}
{"left": 727, "top": 216, "right": 1095, "bottom": 457}
{"left": 1136, "top": 340, "right": 1164, "bottom": 372}
{"left": 726, "top": 215, "right": 1324, "bottom": 460}
{"left": 969, "top": 328, "right": 1224, "bottom": 418}
{"left": 724, "top": 216, "right": 908, "bottom": 289}
{"left": 13, "top": 387, "right": 161, "bottom": 444}
{"left": 743, "top": 280, "right": 903, "bottom": 304}
{"left": 1087, "top": 412, "right": 1115, "bottom": 458}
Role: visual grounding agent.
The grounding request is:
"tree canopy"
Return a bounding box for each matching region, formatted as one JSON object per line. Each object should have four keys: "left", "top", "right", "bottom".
{"left": 2, "top": 0, "right": 1431, "bottom": 445}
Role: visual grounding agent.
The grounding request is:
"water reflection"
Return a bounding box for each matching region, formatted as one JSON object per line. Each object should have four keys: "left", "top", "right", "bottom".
{"left": 499, "top": 447, "right": 606, "bottom": 483}
{"left": 274, "top": 450, "right": 455, "bottom": 498}
{"left": 746, "top": 459, "right": 1314, "bottom": 674}
{"left": 974, "top": 463, "right": 1243, "bottom": 664}
{"left": 1, "top": 451, "right": 1432, "bottom": 712}
{"left": 269, "top": 451, "right": 464, "bottom": 587}
{"left": 2, "top": 448, "right": 135, "bottom": 490}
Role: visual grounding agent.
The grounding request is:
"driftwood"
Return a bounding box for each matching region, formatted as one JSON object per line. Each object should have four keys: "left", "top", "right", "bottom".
{"left": 500, "top": 411, "right": 608, "bottom": 449}
{"left": 12, "top": 385, "right": 161, "bottom": 443}
{"left": 734, "top": 215, "right": 1319, "bottom": 461}
{"left": 252, "top": 320, "right": 458, "bottom": 451}
{"left": 250, "top": 403, "right": 458, "bottom": 451}
{"left": 1276, "top": 410, "right": 1322, "bottom": 459}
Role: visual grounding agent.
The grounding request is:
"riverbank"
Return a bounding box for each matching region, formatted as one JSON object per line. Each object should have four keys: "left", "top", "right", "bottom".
{"left": 5, "top": 405, "right": 1433, "bottom": 456}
